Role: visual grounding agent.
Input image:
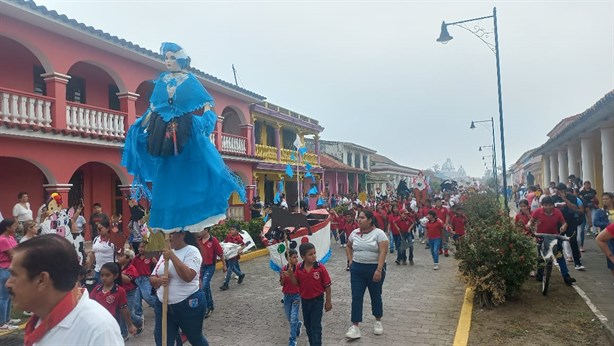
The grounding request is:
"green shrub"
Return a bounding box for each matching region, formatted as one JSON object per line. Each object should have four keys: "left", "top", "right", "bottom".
{"left": 455, "top": 194, "right": 536, "bottom": 308}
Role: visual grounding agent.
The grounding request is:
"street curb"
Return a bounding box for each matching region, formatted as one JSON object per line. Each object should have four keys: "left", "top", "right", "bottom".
{"left": 214, "top": 248, "right": 269, "bottom": 271}
{"left": 453, "top": 287, "right": 475, "bottom": 346}
{"left": 572, "top": 282, "right": 614, "bottom": 343}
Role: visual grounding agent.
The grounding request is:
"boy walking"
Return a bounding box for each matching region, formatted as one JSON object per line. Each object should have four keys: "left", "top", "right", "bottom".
{"left": 288, "top": 242, "right": 332, "bottom": 346}
{"left": 220, "top": 226, "right": 246, "bottom": 291}
{"left": 280, "top": 249, "right": 303, "bottom": 346}
{"left": 426, "top": 210, "right": 444, "bottom": 270}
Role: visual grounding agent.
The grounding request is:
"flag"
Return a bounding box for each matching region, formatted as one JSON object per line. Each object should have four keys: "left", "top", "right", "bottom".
{"left": 311, "top": 176, "right": 316, "bottom": 183}
{"left": 274, "top": 192, "right": 281, "bottom": 204}
{"left": 285, "top": 164, "right": 294, "bottom": 178}
{"left": 293, "top": 134, "right": 303, "bottom": 149}
{"left": 298, "top": 147, "right": 307, "bottom": 156}
{"left": 304, "top": 172, "right": 312, "bottom": 178}
{"left": 290, "top": 152, "right": 296, "bottom": 161}
{"left": 277, "top": 180, "right": 284, "bottom": 192}
{"left": 308, "top": 186, "right": 318, "bottom": 195}
{"left": 305, "top": 163, "right": 312, "bottom": 171}
{"left": 263, "top": 214, "right": 269, "bottom": 223}
{"left": 317, "top": 197, "right": 325, "bottom": 206}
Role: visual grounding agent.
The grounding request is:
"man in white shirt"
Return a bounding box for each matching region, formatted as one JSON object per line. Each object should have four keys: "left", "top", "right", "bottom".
{"left": 6, "top": 235, "right": 122, "bottom": 345}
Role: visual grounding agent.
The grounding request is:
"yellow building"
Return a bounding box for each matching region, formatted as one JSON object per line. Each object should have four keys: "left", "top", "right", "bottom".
{"left": 251, "top": 102, "right": 324, "bottom": 206}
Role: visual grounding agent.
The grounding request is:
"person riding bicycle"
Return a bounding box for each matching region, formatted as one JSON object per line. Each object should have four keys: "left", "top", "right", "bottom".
{"left": 527, "top": 196, "right": 576, "bottom": 286}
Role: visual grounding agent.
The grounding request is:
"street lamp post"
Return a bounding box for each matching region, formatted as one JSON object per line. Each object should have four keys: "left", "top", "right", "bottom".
{"left": 438, "top": 7, "right": 509, "bottom": 211}
{"left": 470, "top": 118, "right": 498, "bottom": 199}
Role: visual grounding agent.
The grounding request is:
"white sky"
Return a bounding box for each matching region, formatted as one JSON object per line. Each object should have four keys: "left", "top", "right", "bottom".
{"left": 35, "top": 0, "right": 614, "bottom": 177}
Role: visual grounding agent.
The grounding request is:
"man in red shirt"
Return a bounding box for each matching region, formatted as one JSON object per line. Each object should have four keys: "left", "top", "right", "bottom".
{"left": 394, "top": 210, "right": 414, "bottom": 265}
{"left": 198, "top": 228, "right": 226, "bottom": 317}
{"left": 220, "top": 226, "right": 246, "bottom": 291}
{"left": 528, "top": 196, "right": 575, "bottom": 286}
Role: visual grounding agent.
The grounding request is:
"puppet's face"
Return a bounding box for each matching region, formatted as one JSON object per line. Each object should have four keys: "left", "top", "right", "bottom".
{"left": 165, "top": 51, "right": 182, "bottom": 72}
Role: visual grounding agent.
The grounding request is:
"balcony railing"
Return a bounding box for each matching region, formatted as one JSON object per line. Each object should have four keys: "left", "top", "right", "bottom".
{"left": 66, "top": 102, "right": 125, "bottom": 139}
{"left": 256, "top": 145, "right": 319, "bottom": 166}
{"left": 256, "top": 144, "right": 278, "bottom": 161}
{"left": 0, "top": 87, "right": 53, "bottom": 128}
{"left": 220, "top": 133, "right": 247, "bottom": 155}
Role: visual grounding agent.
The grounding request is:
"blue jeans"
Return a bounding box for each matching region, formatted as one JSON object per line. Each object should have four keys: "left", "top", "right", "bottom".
{"left": 418, "top": 224, "right": 425, "bottom": 239}
{"left": 134, "top": 276, "right": 156, "bottom": 318}
{"left": 154, "top": 290, "right": 208, "bottom": 346}
{"left": 428, "top": 238, "right": 441, "bottom": 264}
{"left": 339, "top": 232, "right": 347, "bottom": 245}
{"left": 0, "top": 268, "right": 11, "bottom": 325}
{"left": 120, "top": 289, "right": 144, "bottom": 337}
{"left": 283, "top": 293, "right": 301, "bottom": 345}
{"left": 200, "top": 265, "right": 216, "bottom": 309}
{"left": 223, "top": 258, "right": 243, "bottom": 285}
{"left": 301, "top": 295, "right": 324, "bottom": 346}
{"left": 350, "top": 262, "right": 385, "bottom": 323}
{"left": 388, "top": 231, "right": 395, "bottom": 251}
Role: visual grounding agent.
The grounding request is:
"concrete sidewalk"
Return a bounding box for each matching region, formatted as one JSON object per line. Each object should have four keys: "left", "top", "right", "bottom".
{"left": 570, "top": 232, "right": 614, "bottom": 335}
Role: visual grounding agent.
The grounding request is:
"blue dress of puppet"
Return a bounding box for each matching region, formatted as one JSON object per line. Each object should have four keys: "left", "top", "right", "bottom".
{"left": 122, "top": 42, "right": 245, "bottom": 233}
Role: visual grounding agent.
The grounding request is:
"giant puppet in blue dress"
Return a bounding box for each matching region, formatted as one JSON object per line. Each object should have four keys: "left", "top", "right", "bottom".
{"left": 122, "top": 42, "right": 245, "bottom": 233}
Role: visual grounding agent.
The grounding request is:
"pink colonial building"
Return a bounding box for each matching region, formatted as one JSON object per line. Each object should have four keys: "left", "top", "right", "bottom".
{"left": 0, "top": 0, "right": 265, "bottom": 238}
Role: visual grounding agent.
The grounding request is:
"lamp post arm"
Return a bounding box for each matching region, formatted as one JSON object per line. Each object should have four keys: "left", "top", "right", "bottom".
{"left": 446, "top": 14, "right": 494, "bottom": 26}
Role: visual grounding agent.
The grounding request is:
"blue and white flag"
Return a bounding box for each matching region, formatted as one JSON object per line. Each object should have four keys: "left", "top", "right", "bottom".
{"left": 308, "top": 186, "right": 318, "bottom": 195}
{"left": 305, "top": 162, "right": 313, "bottom": 171}
{"left": 285, "top": 164, "right": 294, "bottom": 178}
{"left": 298, "top": 147, "right": 308, "bottom": 156}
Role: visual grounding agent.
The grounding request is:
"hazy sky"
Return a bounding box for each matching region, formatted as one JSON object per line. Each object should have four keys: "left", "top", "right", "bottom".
{"left": 36, "top": 0, "right": 614, "bottom": 177}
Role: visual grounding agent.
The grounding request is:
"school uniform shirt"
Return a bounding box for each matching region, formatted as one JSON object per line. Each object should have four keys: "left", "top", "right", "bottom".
{"left": 373, "top": 212, "right": 387, "bottom": 231}
{"left": 514, "top": 212, "right": 532, "bottom": 235}
{"left": 198, "top": 235, "right": 224, "bottom": 266}
{"left": 450, "top": 214, "right": 467, "bottom": 236}
{"left": 348, "top": 228, "right": 388, "bottom": 264}
{"left": 387, "top": 214, "right": 401, "bottom": 235}
{"left": 224, "top": 234, "right": 245, "bottom": 259}
{"left": 121, "top": 263, "right": 139, "bottom": 292}
{"left": 426, "top": 219, "right": 444, "bottom": 240}
{"left": 343, "top": 221, "right": 359, "bottom": 237}
{"left": 90, "top": 283, "right": 128, "bottom": 321}
{"left": 433, "top": 207, "right": 449, "bottom": 224}
{"left": 332, "top": 216, "right": 345, "bottom": 231}
{"left": 132, "top": 256, "right": 155, "bottom": 277}
{"left": 531, "top": 208, "right": 565, "bottom": 235}
{"left": 294, "top": 261, "right": 331, "bottom": 299}
{"left": 396, "top": 218, "right": 412, "bottom": 234}
{"left": 152, "top": 245, "right": 202, "bottom": 304}
{"left": 280, "top": 264, "right": 300, "bottom": 295}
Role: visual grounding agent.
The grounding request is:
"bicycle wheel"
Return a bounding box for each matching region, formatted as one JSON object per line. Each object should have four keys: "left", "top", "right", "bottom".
{"left": 542, "top": 260, "right": 553, "bottom": 295}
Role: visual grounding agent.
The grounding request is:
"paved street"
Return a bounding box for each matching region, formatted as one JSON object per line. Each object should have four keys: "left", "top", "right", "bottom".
{"left": 0, "top": 240, "right": 465, "bottom": 345}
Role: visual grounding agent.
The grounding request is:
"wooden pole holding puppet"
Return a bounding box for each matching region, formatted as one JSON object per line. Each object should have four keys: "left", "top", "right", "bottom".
{"left": 121, "top": 42, "right": 246, "bottom": 346}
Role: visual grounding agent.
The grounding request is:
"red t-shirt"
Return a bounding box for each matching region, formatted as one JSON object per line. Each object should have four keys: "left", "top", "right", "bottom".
{"left": 514, "top": 212, "right": 531, "bottom": 235}
{"left": 426, "top": 219, "right": 444, "bottom": 239}
{"left": 387, "top": 214, "right": 401, "bottom": 235}
{"left": 90, "top": 283, "right": 128, "bottom": 320}
{"left": 120, "top": 263, "right": 138, "bottom": 292}
{"left": 373, "top": 212, "right": 387, "bottom": 231}
{"left": 531, "top": 208, "right": 565, "bottom": 235}
{"left": 294, "top": 262, "right": 331, "bottom": 299}
{"left": 280, "top": 264, "right": 300, "bottom": 295}
{"left": 396, "top": 218, "right": 412, "bottom": 234}
{"left": 450, "top": 214, "right": 467, "bottom": 236}
{"left": 132, "top": 256, "right": 156, "bottom": 277}
{"left": 225, "top": 233, "right": 245, "bottom": 259}
{"left": 332, "top": 216, "right": 345, "bottom": 231}
{"left": 198, "top": 236, "right": 224, "bottom": 266}
{"left": 434, "top": 207, "right": 449, "bottom": 224}
{"left": 418, "top": 207, "right": 433, "bottom": 219}
{"left": 343, "top": 221, "right": 358, "bottom": 237}
{"left": 606, "top": 223, "right": 614, "bottom": 236}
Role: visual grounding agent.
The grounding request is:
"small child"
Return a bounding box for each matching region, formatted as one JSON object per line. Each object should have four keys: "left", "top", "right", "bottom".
{"left": 220, "top": 226, "right": 246, "bottom": 291}
{"left": 288, "top": 242, "right": 332, "bottom": 346}
{"left": 426, "top": 210, "right": 444, "bottom": 270}
{"left": 280, "top": 249, "right": 303, "bottom": 346}
{"left": 449, "top": 205, "right": 468, "bottom": 241}
{"left": 90, "top": 262, "right": 136, "bottom": 341}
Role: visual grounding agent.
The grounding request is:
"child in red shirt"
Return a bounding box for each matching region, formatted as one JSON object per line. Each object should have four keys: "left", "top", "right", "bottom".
{"left": 220, "top": 226, "right": 246, "bottom": 291}
{"left": 280, "top": 249, "right": 303, "bottom": 346}
{"left": 342, "top": 213, "right": 359, "bottom": 271}
{"left": 288, "top": 242, "right": 332, "bottom": 346}
{"left": 90, "top": 262, "right": 136, "bottom": 340}
{"left": 117, "top": 249, "right": 144, "bottom": 337}
{"left": 131, "top": 243, "right": 157, "bottom": 322}
{"left": 198, "top": 228, "right": 226, "bottom": 317}
{"left": 329, "top": 209, "right": 342, "bottom": 244}
{"left": 514, "top": 200, "right": 532, "bottom": 236}
{"left": 449, "top": 205, "right": 468, "bottom": 239}
{"left": 426, "top": 210, "right": 444, "bottom": 270}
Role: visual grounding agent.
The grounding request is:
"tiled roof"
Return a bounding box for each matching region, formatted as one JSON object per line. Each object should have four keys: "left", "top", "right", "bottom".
{"left": 320, "top": 153, "right": 366, "bottom": 173}
{"left": 534, "top": 90, "right": 614, "bottom": 155}
{"left": 546, "top": 114, "right": 581, "bottom": 138}
{"left": 5, "top": 0, "right": 265, "bottom": 100}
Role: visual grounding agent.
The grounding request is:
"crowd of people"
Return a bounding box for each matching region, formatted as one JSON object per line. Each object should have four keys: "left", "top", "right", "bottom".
{"left": 0, "top": 173, "right": 613, "bottom": 345}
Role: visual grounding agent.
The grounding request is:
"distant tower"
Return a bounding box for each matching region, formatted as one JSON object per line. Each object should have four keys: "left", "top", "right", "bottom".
{"left": 457, "top": 165, "right": 467, "bottom": 177}
{"left": 441, "top": 158, "right": 455, "bottom": 173}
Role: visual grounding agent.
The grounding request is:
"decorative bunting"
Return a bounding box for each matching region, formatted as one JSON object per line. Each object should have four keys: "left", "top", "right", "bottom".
{"left": 274, "top": 191, "right": 281, "bottom": 204}
{"left": 317, "top": 197, "right": 325, "bottom": 206}
{"left": 305, "top": 163, "right": 312, "bottom": 171}
{"left": 298, "top": 147, "right": 307, "bottom": 156}
{"left": 285, "top": 164, "right": 294, "bottom": 178}
{"left": 277, "top": 180, "right": 284, "bottom": 192}
{"left": 311, "top": 176, "right": 316, "bottom": 183}
{"left": 308, "top": 186, "right": 318, "bottom": 195}
{"left": 290, "top": 152, "right": 296, "bottom": 161}
{"left": 304, "top": 172, "right": 313, "bottom": 178}
{"left": 293, "top": 135, "right": 303, "bottom": 149}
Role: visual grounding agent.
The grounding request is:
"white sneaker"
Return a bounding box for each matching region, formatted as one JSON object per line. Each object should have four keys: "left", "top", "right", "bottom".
{"left": 345, "top": 325, "right": 361, "bottom": 339}
{"left": 7, "top": 319, "right": 20, "bottom": 325}
{"left": 0, "top": 323, "right": 18, "bottom": 331}
{"left": 373, "top": 321, "right": 383, "bottom": 335}
{"left": 433, "top": 264, "right": 439, "bottom": 270}
{"left": 574, "top": 265, "right": 586, "bottom": 271}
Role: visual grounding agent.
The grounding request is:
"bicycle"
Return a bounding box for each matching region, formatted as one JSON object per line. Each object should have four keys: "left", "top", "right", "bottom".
{"left": 534, "top": 232, "right": 570, "bottom": 295}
